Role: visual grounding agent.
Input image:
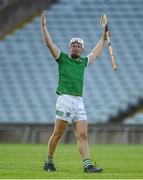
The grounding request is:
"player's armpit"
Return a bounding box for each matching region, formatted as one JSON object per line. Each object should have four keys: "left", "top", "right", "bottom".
{"left": 87, "top": 53, "right": 97, "bottom": 65}
{"left": 55, "top": 51, "right": 62, "bottom": 62}
{"left": 46, "top": 42, "right": 60, "bottom": 59}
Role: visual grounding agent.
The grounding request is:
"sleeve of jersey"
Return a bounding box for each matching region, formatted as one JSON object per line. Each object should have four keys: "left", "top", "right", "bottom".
{"left": 84, "top": 57, "right": 89, "bottom": 67}
{"left": 55, "top": 52, "right": 65, "bottom": 63}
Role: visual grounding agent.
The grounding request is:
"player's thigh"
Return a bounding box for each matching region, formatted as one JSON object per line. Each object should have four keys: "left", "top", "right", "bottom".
{"left": 53, "top": 119, "right": 68, "bottom": 135}
{"left": 73, "top": 120, "right": 88, "bottom": 138}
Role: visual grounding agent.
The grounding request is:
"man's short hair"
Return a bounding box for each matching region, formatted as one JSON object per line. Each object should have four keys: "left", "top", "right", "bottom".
{"left": 69, "top": 37, "right": 84, "bottom": 48}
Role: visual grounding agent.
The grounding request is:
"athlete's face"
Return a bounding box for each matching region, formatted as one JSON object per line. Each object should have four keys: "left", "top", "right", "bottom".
{"left": 69, "top": 42, "right": 84, "bottom": 59}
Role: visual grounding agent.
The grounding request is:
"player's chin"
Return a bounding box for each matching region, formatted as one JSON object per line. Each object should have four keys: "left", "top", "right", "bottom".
{"left": 71, "top": 53, "right": 80, "bottom": 59}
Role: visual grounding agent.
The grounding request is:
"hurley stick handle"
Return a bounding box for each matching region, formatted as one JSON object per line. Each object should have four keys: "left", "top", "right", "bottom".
{"left": 106, "top": 30, "right": 118, "bottom": 71}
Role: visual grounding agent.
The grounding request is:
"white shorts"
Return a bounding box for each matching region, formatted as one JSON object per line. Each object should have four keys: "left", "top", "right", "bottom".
{"left": 55, "top": 94, "right": 87, "bottom": 123}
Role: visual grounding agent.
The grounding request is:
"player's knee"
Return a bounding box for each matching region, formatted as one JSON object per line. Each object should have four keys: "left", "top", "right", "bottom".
{"left": 78, "top": 132, "right": 88, "bottom": 141}
{"left": 52, "top": 131, "right": 63, "bottom": 140}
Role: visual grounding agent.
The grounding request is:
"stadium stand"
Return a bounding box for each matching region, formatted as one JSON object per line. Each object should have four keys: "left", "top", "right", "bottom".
{"left": 0, "top": 0, "right": 143, "bottom": 124}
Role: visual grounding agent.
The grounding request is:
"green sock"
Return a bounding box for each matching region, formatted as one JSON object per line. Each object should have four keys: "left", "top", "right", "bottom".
{"left": 46, "top": 156, "right": 53, "bottom": 164}
{"left": 83, "top": 159, "right": 91, "bottom": 168}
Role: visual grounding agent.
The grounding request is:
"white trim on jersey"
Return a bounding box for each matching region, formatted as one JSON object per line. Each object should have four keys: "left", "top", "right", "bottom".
{"left": 55, "top": 50, "right": 61, "bottom": 60}
{"left": 87, "top": 54, "right": 91, "bottom": 66}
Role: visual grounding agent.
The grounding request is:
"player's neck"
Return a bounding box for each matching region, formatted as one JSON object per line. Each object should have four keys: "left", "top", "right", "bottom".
{"left": 70, "top": 54, "right": 80, "bottom": 59}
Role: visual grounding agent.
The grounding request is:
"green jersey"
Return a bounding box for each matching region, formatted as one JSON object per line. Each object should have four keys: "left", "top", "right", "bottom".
{"left": 56, "top": 52, "right": 88, "bottom": 97}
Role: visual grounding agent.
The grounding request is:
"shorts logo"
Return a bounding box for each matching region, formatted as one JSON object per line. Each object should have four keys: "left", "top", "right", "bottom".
{"left": 56, "top": 110, "right": 64, "bottom": 116}
{"left": 66, "top": 112, "right": 70, "bottom": 117}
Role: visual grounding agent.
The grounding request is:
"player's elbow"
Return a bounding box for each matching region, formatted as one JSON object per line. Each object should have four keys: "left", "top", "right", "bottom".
{"left": 45, "top": 38, "right": 52, "bottom": 46}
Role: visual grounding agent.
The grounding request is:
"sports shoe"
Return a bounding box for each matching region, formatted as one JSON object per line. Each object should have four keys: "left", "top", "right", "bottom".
{"left": 84, "top": 165, "right": 103, "bottom": 173}
{"left": 44, "top": 162, "right": 56, "bottom": 171}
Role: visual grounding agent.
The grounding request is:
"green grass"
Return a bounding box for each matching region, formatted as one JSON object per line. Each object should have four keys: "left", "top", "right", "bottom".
{"left": 0, "top": 144, "right": 143, "bottom": 179}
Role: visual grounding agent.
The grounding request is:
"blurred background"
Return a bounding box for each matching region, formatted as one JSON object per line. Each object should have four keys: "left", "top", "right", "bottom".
{"left": 0, "top": 0, "right": 143, "bottom": 144}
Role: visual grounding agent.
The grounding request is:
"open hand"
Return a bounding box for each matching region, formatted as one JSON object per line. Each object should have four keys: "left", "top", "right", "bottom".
{"left": 41, "top": 10, "right": 47, "bottom": 26}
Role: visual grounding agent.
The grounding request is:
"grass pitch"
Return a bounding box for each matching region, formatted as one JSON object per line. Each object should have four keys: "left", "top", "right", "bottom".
{"left": 0, "top": 144, "right": 143, "bottom": 179}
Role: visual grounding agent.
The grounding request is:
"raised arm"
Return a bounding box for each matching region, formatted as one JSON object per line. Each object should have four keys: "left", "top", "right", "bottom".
{"left": 41, "top": 11, "right": 60, "bottom": 59}
{"left": 88, "top": 31, "right": 107, "bottom": 64}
